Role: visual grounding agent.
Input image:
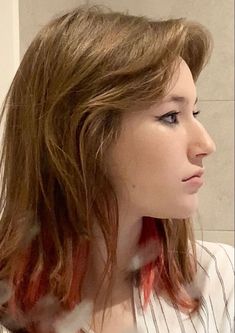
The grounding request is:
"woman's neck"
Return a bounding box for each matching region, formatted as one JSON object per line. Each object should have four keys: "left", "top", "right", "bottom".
{"left": 81, "top": 214, "right": 143, "bottom": 308}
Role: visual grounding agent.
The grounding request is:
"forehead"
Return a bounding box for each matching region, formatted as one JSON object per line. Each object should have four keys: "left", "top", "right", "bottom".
{"left": 164, "top": 59, "right": 197, "bottom": 101}
{"left": 161, "top": 95, "right": 198, "bottom": 106}
{"left": 122, "top": 60, "right": 198, "bottom": 122}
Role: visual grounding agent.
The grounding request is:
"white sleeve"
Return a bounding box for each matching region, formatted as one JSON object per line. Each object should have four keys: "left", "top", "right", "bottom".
{"left": 216, "top": 243, "right": 234, "bottom": 333}
{"left": 196, "top": 240, "right": 234, "bottom": 333}
{"left": 218, "top": 284, "right": 234, "bottom": 333}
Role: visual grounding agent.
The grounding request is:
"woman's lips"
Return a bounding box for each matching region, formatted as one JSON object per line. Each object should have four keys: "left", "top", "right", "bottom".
{"left": 183, "top": 169, "right": 204, "bottom": 181}
{"left": 183, "top": 176, "right": 204, "bottom": 187}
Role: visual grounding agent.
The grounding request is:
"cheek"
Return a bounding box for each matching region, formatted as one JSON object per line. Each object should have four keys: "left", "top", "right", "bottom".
{"left": 127, "top": 137, "right": 179, "bottom": 183}
{"left": 106, "top": 126, "right": 183, "bottom": 197}
{"left": 106, "top": 134, "right": 198, "bottom": 219}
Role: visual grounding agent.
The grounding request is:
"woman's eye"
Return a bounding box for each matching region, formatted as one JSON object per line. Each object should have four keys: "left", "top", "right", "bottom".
{"left": 193, "top": 110, "right": 201, "bottom": 117}
{"left": 157, "top": 110, "right": 201, "bottom": 125}
{"left": 158, "top": 111, "right": 180, "bottom": 125}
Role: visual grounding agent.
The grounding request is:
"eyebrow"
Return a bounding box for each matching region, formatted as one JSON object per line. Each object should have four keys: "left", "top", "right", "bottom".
{"left": 162, "top": 95, "right": 198, "bottom": 105}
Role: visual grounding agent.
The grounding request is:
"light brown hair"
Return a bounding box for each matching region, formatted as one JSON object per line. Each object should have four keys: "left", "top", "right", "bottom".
{"left": 0, "top": 4, "right": 212, "bottom": 332}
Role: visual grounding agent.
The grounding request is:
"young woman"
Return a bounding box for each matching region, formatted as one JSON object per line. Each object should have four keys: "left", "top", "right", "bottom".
{"left": 0, "top": 5, "right": 233, "bottom": 333}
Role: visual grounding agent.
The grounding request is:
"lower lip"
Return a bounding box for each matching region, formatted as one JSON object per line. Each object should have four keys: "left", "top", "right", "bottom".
{"left": 183, "top": 176, "right": 204, "bottom": 186}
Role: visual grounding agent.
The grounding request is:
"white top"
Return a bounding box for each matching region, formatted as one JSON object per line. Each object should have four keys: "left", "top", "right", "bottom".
{"left": 0, "top": 240, "right": 234, "bottom": 333}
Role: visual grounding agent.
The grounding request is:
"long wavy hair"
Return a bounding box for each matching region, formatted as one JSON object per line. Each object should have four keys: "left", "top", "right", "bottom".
{"left": 0, "top": 4, "right": 213, "bottom": 333}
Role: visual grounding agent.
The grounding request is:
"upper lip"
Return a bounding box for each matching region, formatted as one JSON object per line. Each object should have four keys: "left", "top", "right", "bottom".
{"left": 183, "top": 169, "right": 204, "bottom": 181}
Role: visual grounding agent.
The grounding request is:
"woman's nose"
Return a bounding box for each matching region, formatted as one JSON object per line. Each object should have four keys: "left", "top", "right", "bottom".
{"left": 187, "top": 122, "right": 216, "bottom": 160}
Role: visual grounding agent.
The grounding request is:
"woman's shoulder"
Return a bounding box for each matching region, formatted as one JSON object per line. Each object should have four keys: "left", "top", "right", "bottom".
{"left": 191, "top": 240, "right": 234, "bottom": 332}
{"left": 194, "top": 239, "right": 234, "bottom": 277}
{"left": 193, "top": 239, "right": 234, "bottom": 308}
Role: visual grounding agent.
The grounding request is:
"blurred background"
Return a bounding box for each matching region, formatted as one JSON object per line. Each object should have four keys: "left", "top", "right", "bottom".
{"left": 0, "top": 0, "right": 234, "bottom": 245}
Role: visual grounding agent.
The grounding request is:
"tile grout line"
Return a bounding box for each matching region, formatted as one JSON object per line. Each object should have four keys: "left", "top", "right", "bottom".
{"left": 198, "top": 100, "right": 234, "bottom": 102}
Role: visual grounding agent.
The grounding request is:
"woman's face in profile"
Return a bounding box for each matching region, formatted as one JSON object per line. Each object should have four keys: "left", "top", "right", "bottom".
{"left": 106, "top": 59, "right": 216, "bottom": 220}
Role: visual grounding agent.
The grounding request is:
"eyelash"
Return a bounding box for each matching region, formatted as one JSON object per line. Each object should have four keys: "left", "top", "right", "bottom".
{"left": 158, "top": 110, "right": 201, "bottom": 125}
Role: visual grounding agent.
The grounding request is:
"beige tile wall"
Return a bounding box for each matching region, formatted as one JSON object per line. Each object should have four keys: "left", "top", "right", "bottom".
{"left": 0, "top": 1, "right": 20, "bottom": 104}
{"left": 19, "top": 0, "right": 87, "bottom": 58}
{"left": 19, "top": 0, "right": 234, "bottom": 246}
{"left": 194, "top": 230, "right": 234, "bottom": 246}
